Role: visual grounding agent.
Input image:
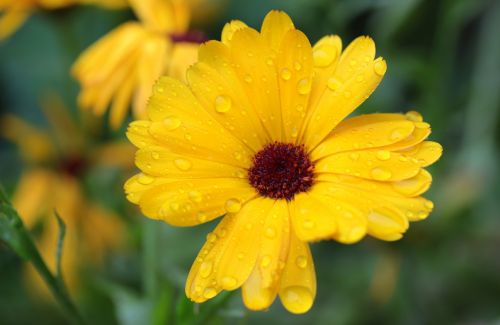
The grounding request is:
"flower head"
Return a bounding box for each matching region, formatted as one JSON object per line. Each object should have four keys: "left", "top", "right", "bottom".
{"left": 1, "top": 96, "right": 131, "bottom": 295}
{"left": 0, "top": 0, "right": 126, "bottom": 40}
{"left": 72, "top": 0, "right": 203, "bottom": 129}
{"left": 125, "top": 11, "right": 442, "bottom": 313}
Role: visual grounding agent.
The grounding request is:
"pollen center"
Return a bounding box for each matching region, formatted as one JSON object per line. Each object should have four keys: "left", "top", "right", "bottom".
{"left": 248, "top": 142, "right": 314, "bottom": 200}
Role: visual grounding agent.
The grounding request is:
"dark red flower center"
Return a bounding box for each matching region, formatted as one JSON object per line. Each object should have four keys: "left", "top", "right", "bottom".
{"left": 248, "top": 142, "right": 314, "bottom": 200}
{"left": 169, "top": 30, "right": 207, "bottom": 44}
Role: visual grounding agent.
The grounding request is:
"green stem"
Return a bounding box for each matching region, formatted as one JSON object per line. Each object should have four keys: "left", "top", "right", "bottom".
{"left": 142, "top": 219, "right": 158, "bottom": 300}
{"left": 0, "top": 187, "right": 84, "bottom": 324}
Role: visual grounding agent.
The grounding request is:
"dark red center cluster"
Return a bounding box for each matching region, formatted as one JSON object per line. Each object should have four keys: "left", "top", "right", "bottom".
{"left": 248, "top": 142, "right": 314, "bottom": 200}
{"left": 170, "top": 31, "right": 208, "bottom": 44}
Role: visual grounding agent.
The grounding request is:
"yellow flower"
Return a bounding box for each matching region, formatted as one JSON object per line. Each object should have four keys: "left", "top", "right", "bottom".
{"left": 0, "top": 0, "right": 126, "bottom": 40}
{"left": 72, "top": 0, "right": 202, "bottom": 130}
{"left": 1, "top": 96, "right": 132, "bottom": 296}
{"left": 124, "top": 11, "right": 442, "bottom": 314}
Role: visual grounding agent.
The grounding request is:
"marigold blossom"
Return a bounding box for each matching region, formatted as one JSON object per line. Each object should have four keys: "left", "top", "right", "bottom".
{"left": 0, "top": 0, "right": 126, "bottom": 40}
{"left": 1, "top": 97, "right": 131, "bottom": 295}
{"left": 124, "top": 11, "right": 442, "bottom": 314}
{"left": 72, "top": 0, "right": 204, "bottom": 129}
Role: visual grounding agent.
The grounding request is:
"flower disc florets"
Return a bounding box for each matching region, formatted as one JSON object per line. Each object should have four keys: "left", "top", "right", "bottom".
{"left": 248, "top": 142, "right": 314, "bottom": 200}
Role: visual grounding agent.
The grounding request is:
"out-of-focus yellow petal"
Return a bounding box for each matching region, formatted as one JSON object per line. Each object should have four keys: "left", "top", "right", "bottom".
{"left": 129, "top": 0, "right": 188, "bottom": 33}
{"left": 186, "top": 198, "right": 274, "bottom": 302}
{"left": 242, "top": 200, "right": 290, "bottom": 310}
{"left": 125, "top": 175, "right": 256, "bottom": 225}
{"left": 0, "top": 7, "right": 30, "bottom": 40}
{"left": 278, "top": 230, "right": 316, "bottom": 314}
{"left": 12, "top": 169, "right": 56, "bottom": 226}
{"left": 167, "top": 42, "right": 199, "bottom": 82}
{"left": 0, "top": 114, "right": 55, "bottom": 163}
{"left": 132, "top": 33, "right": 170, "bottom": 120}
{"left": 91, "top": 141, "right": 135, "bottom": 169}
{"left": 303, "top": 36, "right": 386, "bottom": 149}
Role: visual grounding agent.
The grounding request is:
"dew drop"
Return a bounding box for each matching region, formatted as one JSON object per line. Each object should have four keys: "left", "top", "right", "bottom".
{"left": 371, "top": 167, "right": 392, "bottom": 180}
{"left": 290, "top": 127, "right": 299, "bottom": 138}
{"left": 151, "top": 152, "right": 160, "bottom": 160}
{"left": 390, "top": 128, "right": 405, "bottom": 141}
{"left": 203, "top": 287, "right": 217, "bottom": 299}
{"left": 215, "top": 95, "right": 232, "bottom": 113}
{"left": 260, "top": 255, "right": 271, "bottom": 268}
{"left": 137, "top": 173, "right": 155, "bottom": 185}
{"left": 424, "top": 201, "right": 434, "bottom": 210}
{"left": 295, "top": 255, "right": 308, "bottom": 269}
{"left": 265, "top": 227, "right": 276, "bottom": 238}
{"left": 373, "top": 58, "right": 387, "bottom": 76}
{"left": 170, "top": 202, "right": 180, "bottom": 211}
{"left": 417, "top": 211, "right": 428, "bottom": 220}
{"left": 297, "top": 78, "right": 311, "bottom": 95}
{"left": 356, "top": 75, "right": 364, "bottom": 82}
{"left": 281, "top": 68, "right": 292, "bottom": 81}
{"left": 349, "top": 153, "right": 359, "bottom": 161}
{"left": 405, "top": 111, "right": 423, "bottom": 122}
{"left": 266, "top": 58, "right": 274, "bottom": 66}
{"left": 376, "top": 150, "right": 391, "bottom": 161}
{"left": 197, "top": 212, "right": 208, "bottom": 223}
{"left": 219, "top": 276, "right": 237, "bottom": 290}
{"left": 294, "top": 62, "right": 302, "bottom": 71}
{"left": 244, "top": 74, "right": 253, "bottom": 83}
{"left": 200, "top": 261, "right": 213, "bottom": 278}
{"left": 281, "top": 286, "right": 314, "bottom": 314}
{"left": 174, "top": 158, "right": 192, "bottom": 171}
{"left": 225, "top": 198, "right": 241, "bottom": 213}
{"left": 206, "top": 233, "right": 217, "bottom": 243}
{"left": 312, "top": 44, "right": 337, "bottom": 67}
{"left": 188, "top": 190, "right": 203, "bottom": 203}
{"left": 163, "top": 116, "right": 181, "bottom": 130}
{"left": 343, "top": 91, "right": 352, "bottom": 98}
{"left": 302, "top": 219, "right": 315, "bottom": 229}
{"left": 327, "top": 77, "right": 342, "bottom": 91}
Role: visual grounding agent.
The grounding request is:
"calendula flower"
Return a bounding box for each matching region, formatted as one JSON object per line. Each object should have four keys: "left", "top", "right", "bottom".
{"left": 72, "top": 0, "right": 204, "bottom": 130}
{"left": 1, "top": 96, "right": 132, "bottom": 295}
{"left": 0, "top": 0, "right": 126, "bottom": 40}
{"left": 124, "top": 11, "right": 442, "bottom": 313}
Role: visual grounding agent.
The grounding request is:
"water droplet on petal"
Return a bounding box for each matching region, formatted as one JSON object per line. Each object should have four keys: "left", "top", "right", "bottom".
{"left": 424, "top": 201, "right": 434, "bottom": 210}
{"left": 297, "top": 78, "right": 311, "bottom": 95}
{"left": 197, "top": 212, "right": 208, "bottom": 223}
{"left": 302, "top": 219, "right": 315, "bottom": 229}
{"left": 170, "top": 202, "right": 180, "bottom": 211}
{"left": 313, "top": 44, "right": 337, "bottom": 67}
{"left": 281, "top": 286, "right": 314, "bottom": 314}
{"left": 137, "top": 173, "right": 155, "bottom": 185}
{"left": 349, "top": 153, "right": 359, "bottom": 161}
{"left": 295, "top": 255, "right": 308, "bottom": 269}
{"left": 225, "top": 198, "right": 241, "bottom": 213}
{"left": 203, "top": 287, "right": 217, "bottom": 299}
{"left": 290, "top": 127, "right": 299, "bottom": 138}
{"left": 221, "top": 276, "right": 238, "bottom": 289}
{"left": 373, "top": 58, "right": 387, "bottom": 76}
{"left": 163, "top": 116, "right": 181, "bottom": 130}
{"left": 405, "top": 111, "right": 423, "bottom": 122}
{"left": 294, "top": 62, "right": 302, "bottom": 71}
{"left": 327, "top": 77, "right": 342, "bottom": 91}
{"left": 281, "top": 68, "right": 292, "bottom": 81}
{"left": 206, "top": 233, "right": 217, "bottom": 243}
{"left": 151, "top": 152, "right": 160, "bottom": 160}
{"left": 265, "top": 227, "right": 276, "bottom": 238}
{"left": 390, "top": 128, "right": 406, "bottom": 141}
{"left": 371, "top": 167, "right": 392, "bottom": 180}
{"left": 244, "top": 74, "right": 253, "bottom": 83}
{"left": 215, "top": 95, "right": 232, "bottom": 113}
{"left": 188, "top": 190, "right": 203, "bottom": 203}
{"left": 200, "top": 261, "right": 213, "bottom": 278}
{"left": 376, "top": 150, "right": 391, "bottom": 161}
{"left": 174, "top": 158, "right": 192, "bottom": 171}
{"left": 260, "top": 255, "right": 271, "bottom": 268}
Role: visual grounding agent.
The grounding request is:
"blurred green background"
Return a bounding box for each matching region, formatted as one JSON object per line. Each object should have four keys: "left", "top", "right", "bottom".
{"left": 1, "top": 0, "right": 500, "bottom": 324}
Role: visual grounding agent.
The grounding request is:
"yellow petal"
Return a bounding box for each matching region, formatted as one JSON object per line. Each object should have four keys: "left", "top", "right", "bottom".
{"left": 143, "top": 77, "right": 254, "bottom": 167}
{"left": 289, "top": 192, "right": 337, "bottom": 241}
{"left": 225, "top": 27, "right": 284, "bottom": 141}
{"left": 186, "top": 198, "right": 274, "bottom": 302}
{"left": 129, "top": 0, "right": 182, "bottom": 32}
{"left": 0, "top": 7, "right": 29, "bottom": 40}
{"left": 167, "top": 42, "right": 199, "bottom": 82}
{"left": 276, "top": 29, "right": 314, "bottom": 142}
{"left": 260, "top": 10, "right": 294, "bottom": 52}
{"left": 187, "top": 61, "right": 269, "bottom": 151}
{"left": 242, "top": 200, "right": 290, "bottom": 310}
{"left": 133, "top": 33, "right": 170, "bottom": 119}
{"left": 382, "top": 119, "right": 431, "bottom": 151}
{"left": 315, "top": 149, "right": 421, "bottom": 181}
{"left": 221, "top": 20, "right": 247, "bottom": 44}
{"left": 303, "top": 36, "right": 386, "bottom": 149}
{"left": 125, "top": 175, "right": 256, "bottom": 226}
{"left": 312, "top": 114, "right": 415, "bottom": 160}
{"left": 398, "top": 141, "right": 443, "bottom": 167}
{"left": 278, "top": 230, "right": 316, "bottom": 314}
{"left": 110, "top": 68, "right": 136, "bottom": 129}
